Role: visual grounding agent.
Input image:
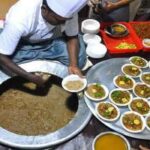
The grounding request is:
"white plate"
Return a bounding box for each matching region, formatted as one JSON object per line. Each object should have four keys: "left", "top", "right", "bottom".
{"left": 133, "top": 82, "right": 150, "bottom": 99}
{"left": 145, "top": 114, "right": 150, "bottom": 131}
{"left": 128, "top": 97, "right": 150, "bottom": 116}
{"left": 120, "top": 111, "right": 145, "bottom": 133}
{"left": 96, "top": 102, "right": 120, "bottom": 122}
{"left": 129, "top": 56, "right": 148, "bottom": 68}
{"left": 109, "top": 88, "right": 132, "bottom": 107}
{"left": 140, "top": 72, "right": 150, "bottom": 87}
{"left": 113, "top": 74, "right": 136, "bottom": 90}
{"left": 62, "top": 74, "right": 87, "bottom": 93}
{"left": 84, "top": 83, "right": 109, "bottom": 101}
{"left": 83, "top": 34, "right": 101, "bottom": 44}
{"left": 142, "top": 39, "right": 150, "bottom": 48}
{"left": 86, "top": 43, "right": 107, "bottom": 59}
{"left": 121, "top": 64, "right": 142, "bottom": 78}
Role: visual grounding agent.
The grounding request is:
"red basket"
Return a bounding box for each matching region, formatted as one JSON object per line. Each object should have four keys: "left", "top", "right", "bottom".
{"left": 100, "top": 22, "right": 143, "bottom": 54}
{"left": 129, "top": 21, "right": 150, "bottom": 52}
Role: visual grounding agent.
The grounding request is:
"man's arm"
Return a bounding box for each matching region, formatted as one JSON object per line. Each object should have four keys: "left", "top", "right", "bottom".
{"left": 0, "top": 19, "right": 47, "bottom": 87}
{"left": 0, "top": 54, "right": 46, "bottom": 87}
{"left": 104, "top": 0, "right": 134, "bottom": 12}
{"left": 66, "top": 36, "right": 83, "bottom": 77}
{"left": 88, "top": 0, "right": 134, "bottom": 13}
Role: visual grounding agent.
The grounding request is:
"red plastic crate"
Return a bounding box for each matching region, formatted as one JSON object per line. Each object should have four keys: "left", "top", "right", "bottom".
{"left": 129, "top": 21, "right": 150, "bottom": 52}
{"left": 100, "top": 22, "right": 143, "bottom": 54}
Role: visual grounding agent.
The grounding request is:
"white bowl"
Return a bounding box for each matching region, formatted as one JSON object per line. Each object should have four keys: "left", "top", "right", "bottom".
{"left": 113, "top": 74, "right": 136, "bottom": 90}
{"left": 104, "top": 23, "right": 129, "bottom": 38}
{"left": 92, "top": 131, "right": 131, "bottom": 150}
{"left": 86, "top": 43, "right": 107, "bottom": 59}
{"left": 129, "top": 56, "right": 148, "bottom": 68}
{"left": 143, "top": 38, "right": 150, "bottom": 48}
{"left": 133, "top": 82, "right": 150, "bottom": 99}
{"left": 109, "top": 88, "right": 132, "bottom": 107}
{"left": 145, "top": 114, "right": 150, "bottom": 131}
{"left": 84, "top": 83, "right": 109, "bottom": 101}
{"left": 96, "top": 102, "right": 120, "bottom": 122}
{"left": 140, "top": 72, "right": 150, "bottom": 86}
{"left": 62, "top": 74, "right": 87, "bottom": 93}
{"left": 81, "top": 19, "right": 100, "bottom": 34}
{"left": 83, "top": 34, "right": 101, "bottom": 44}
{"left": 121, "top": 64, "right": 142, "bottom": 78}
{"left": 128, "top": 97, "right": 150, "bottom": 116}
{"left": 120, "top": 111, "right": 145, "bottom": 133}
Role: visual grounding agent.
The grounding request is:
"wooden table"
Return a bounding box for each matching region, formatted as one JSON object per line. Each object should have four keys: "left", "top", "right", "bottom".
{"left": 0, "top": 51, "right": 149, "bottom": 150}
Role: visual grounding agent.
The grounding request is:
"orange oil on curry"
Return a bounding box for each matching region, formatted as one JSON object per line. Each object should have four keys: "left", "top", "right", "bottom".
{"left": 94, "top": 134, "right": 128, "bottom": 150}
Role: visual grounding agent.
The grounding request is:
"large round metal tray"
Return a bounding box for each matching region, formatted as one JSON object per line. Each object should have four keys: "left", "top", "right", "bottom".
{"left": 0, "top": 60, "right": 92, "bottom": 149}
{"left": 85, "top": 58, "right": 150, "bottom": 140}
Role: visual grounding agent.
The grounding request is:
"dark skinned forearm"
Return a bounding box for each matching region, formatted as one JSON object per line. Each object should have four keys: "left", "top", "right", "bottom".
{"left": 66, "top": 36, "right": 83, "bottom": 77}
{"left": 0, "top": 54, "right": 31, "bottom": 77}
{"left": 67, "top": 36, "right": 79, "bottom": 67}
{"left": 0, "top": 54, "right": 45, "bottom": 86}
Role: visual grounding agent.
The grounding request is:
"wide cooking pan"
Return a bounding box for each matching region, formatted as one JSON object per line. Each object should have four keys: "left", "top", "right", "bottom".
{"left": 0, "top": 60, "right": 91, "bottom": 149}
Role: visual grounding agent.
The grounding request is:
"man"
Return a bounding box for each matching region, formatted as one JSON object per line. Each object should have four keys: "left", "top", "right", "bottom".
{"left": 88, "top": 0, "right": 138, "bottom": 21}
{"left": 0, "top": 0, "right": 87, "bottom": 87}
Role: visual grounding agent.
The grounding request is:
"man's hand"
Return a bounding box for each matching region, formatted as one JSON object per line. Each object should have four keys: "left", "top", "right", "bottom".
{"left": 30, "top": 73, "right": 51, "bottom": 87}
{"left": 26, "top": 73, "right": 47, "bottom": 87}
{"left": 104, "top": 0, "right": 131, "bottom": 12}
{"left": 68, "top": 66, "right": 83, "bottom": 77}
{"left": 104, "top": 1, "right": 117, "bottom": 12}
{"left": 0, "top": 54, "right": 48, "bottom": 88}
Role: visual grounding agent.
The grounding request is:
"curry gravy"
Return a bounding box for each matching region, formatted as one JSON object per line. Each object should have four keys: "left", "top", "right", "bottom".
{"left": 94, "top": 133, "right": 128, "bottom": 150}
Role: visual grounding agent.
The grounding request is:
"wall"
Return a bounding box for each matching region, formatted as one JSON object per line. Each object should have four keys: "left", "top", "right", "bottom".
{"left": 0, "top": 0, "right": 17, "bottom": 19}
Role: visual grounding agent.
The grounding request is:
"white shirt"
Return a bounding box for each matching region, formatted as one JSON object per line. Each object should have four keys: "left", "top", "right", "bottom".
{"left": 0, "top": 0, "right": 79, "bottom": 55}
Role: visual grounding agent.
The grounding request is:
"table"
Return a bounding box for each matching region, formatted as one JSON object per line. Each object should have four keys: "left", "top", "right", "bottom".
{"left": 0, "top": 51, "right": 150, "bottom": 150}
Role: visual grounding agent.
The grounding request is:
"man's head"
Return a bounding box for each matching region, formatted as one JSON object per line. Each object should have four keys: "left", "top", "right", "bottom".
{"left": 41, "top": 0, "right": 87, "bottom": 25}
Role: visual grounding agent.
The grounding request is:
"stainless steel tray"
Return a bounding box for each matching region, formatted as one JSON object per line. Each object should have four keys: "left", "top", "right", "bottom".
{"left": 85, "top": 58, "right": 150, "bottom": 140}
{"left": 0, "top": 60, "right": 92, "bottom": 149}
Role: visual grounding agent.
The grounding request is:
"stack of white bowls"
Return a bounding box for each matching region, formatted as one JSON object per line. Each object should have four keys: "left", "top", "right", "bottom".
{"left": 81, "top": 19, "right": 107, "bottom": 59}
